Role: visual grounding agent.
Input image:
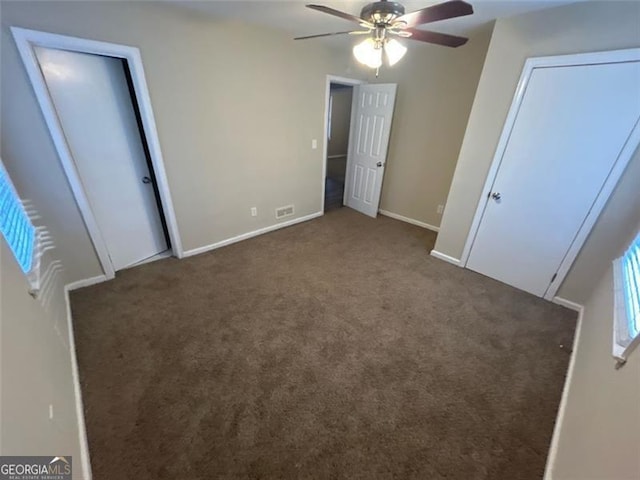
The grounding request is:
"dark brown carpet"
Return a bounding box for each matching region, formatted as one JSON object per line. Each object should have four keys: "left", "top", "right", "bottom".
{"left": 71, "top": 208, "right": 576, "bottom": 480}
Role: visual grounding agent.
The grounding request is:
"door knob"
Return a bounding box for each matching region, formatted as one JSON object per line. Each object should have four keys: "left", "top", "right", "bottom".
{"left": 376, "top": 162, "right": 384, "bottom": 167}
{"left": 491, "top": 192, "right": 501, "bottom": 201}
{"left": 142, "top": 176, "right": 151, "bottom": 184}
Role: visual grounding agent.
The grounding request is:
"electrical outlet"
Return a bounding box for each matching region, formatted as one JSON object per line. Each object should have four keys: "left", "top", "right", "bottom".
{"left": 251, "top": 207, "right": 257, "bottom": 217}
{"left": 311, "top": 139, "right": 318, "bottom": 149}
{"left": 437, "top": 204, "right": 444, "bottom": 215}
{"left": 49, "top": 404, "right": 54, "bottom": 420}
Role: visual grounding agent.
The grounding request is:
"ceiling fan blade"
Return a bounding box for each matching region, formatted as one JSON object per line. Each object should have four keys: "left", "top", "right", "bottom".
{"left": 405, "top": 28, "right": 468, "bottom": 47}
{"left": 395, "top": 0, "right": 473, "bottom": 28}
{"left": 306, "top": 5, "right": 372, "bottom": 27}
{"left": 295, "top": 31, "right": 361, "bottom": 40}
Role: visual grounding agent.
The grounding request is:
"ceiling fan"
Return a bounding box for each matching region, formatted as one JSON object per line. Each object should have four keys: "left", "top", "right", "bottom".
{"left": 295, "top": 0, "right": 474, "bottom": 72}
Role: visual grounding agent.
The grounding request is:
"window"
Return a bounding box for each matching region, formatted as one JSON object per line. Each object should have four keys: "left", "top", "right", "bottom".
{"left": 613, "top": 229, "right": 640, "bottom": 363}
{"left": 622, "top": 235, "right": 640, "bottom": 337}
{"left": 0, "top": 163, "right": 35, "bottom": 273}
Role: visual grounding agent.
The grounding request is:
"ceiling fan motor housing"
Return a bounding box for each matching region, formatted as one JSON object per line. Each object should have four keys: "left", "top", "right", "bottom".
{"left": 360, "top": 1, "right": 406, "bottom": 25}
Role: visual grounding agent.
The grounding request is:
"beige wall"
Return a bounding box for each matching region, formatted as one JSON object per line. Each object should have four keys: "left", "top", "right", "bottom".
{"left": 559, "top": 146, "right": 640, "bottom": 303}
{"left": 1, "top": 1, "right": 353, "bottom": 282}
{"left": 434, "top": 1, "right": 640, "bottom": 304}
{"left": 0, "top": 237, "right": 86, "bottom": 479}
{"left": 356, "top": 25, "right": 492, "bottom": 227}
{"left": 327, "top": 87, "right": 352, "bottom": 157}
{"left": 549, "top": 267, "right": 640, "bottom": 479}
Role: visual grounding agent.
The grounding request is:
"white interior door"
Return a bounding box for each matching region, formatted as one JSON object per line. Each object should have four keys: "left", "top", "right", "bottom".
{"left": 467, "top": 61, "right": 640, "bottom": 297}
{"left": 35, "top": 47, "right": 167, "bottom": 270}
{"left": 344, "top": 84, "right": 397, "bottom": 217}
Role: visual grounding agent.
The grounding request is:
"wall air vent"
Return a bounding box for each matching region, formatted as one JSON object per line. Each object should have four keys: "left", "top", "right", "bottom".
{"left": 275, "top": 205, "right": 295, "bottom": 219}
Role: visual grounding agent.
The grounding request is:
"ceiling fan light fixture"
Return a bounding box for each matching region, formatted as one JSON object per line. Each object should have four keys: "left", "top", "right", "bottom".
{"left": 353, "top": 38, "right": 383, "bottom": 69}
{"left": 384, "top": 39, "right": 407, "bottom": 66}
{"left": 302, "top": 1, "right": 474, "bottom": 72}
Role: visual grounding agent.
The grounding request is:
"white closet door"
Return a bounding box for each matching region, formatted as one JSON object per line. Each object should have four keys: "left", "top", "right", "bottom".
{"left": 344, "top": 84, "right": 397, "bottom": 218}
{"left": 467, "top": 61, "right": 640, "bottom": 297}
{"left": 35, "top": 47, "right": 167, "bottom": 270}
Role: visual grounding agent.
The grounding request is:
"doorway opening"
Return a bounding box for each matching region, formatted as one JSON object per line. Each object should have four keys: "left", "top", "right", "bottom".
{"left": 321, "top": 75, "right": 398, "bottom": 218}
{"left": 325, "top": 83, "right": 354, "bottom": 211}
{"left": 321, "top": 75, "right": 364, "bottom": 214}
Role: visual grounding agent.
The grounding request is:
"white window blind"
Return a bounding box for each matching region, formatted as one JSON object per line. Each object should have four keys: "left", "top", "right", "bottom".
{"left": 0, "top": 164, "right": 35, "bottom": 273}
{"left": 621, "top": 233, "right": 640, "bottom": 337}
{"left": 613, "top": 230, "right": 640, "bottom": 363}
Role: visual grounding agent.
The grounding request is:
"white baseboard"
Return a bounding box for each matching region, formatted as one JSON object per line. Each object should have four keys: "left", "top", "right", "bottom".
{"left": 543, "top": 299, "right": 585, "bottom": 480}
{"left": 66, "top": 274, "right": 108, "bottom": 291}
{"left": 183, "top": 211, "right": 323, "bottom": 258}
{"left": 551, "top": 296, "right": 584, "bottom": 312}
{"left": 58, "top": 211, "right": 324, "bottom": 479}
{"left": 429, "top": 250, "right": 461, "bottom": 266}
{"left": 63, "top": 285, "right": 93, "bottom": 480}
{"left": 378, "top": 209, "right": 440, "bottom": 232}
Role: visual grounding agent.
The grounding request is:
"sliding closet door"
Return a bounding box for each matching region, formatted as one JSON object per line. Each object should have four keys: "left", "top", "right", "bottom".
{"left": 466, "top": 60, "right": 640, "bottom": 297}
{"left": 35, "top": 46, "right": 167, "bottom": 270}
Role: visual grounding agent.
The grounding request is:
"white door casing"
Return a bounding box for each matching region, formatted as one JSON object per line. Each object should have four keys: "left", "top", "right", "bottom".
{"left": 344, "top": 84, "right": 397, "bottom": 218}
{"left": 465, "top": 57, "right": 640, "bottom": 298}
{"left": 12, "top": 27, "right": 183, "bottom": 280}
{"left": 35, "top": 47, "right": 167, "bottom": 270}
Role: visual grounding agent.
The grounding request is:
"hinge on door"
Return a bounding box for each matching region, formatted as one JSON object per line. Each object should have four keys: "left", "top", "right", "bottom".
{"left": 551, "top": 273, "right": 557, "bottom": 283}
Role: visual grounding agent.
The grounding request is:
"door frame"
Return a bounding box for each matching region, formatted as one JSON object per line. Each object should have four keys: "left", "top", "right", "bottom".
{"left": 321, "top": 75, "right": 365, "bottom": 213}
{"left": 459, "top": 48, "right": 640, "bottom": 300}
{"left": 11, "top": 27, "right": 183, "bottom": 279}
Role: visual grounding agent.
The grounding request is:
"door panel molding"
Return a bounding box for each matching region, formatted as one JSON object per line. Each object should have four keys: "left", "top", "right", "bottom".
{"left": 459, "top": 48, "right": 640, "bottom": 300}
{"left": 344, "top": 84, "right": 397, "bottom": 218}
{"left": 11, "top": 27, "right": 184, "bottom": 279}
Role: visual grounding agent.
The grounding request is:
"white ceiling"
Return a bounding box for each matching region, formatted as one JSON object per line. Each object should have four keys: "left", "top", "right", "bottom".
{"left": 168, "top": 0, "right": 580, "bottom": 44}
